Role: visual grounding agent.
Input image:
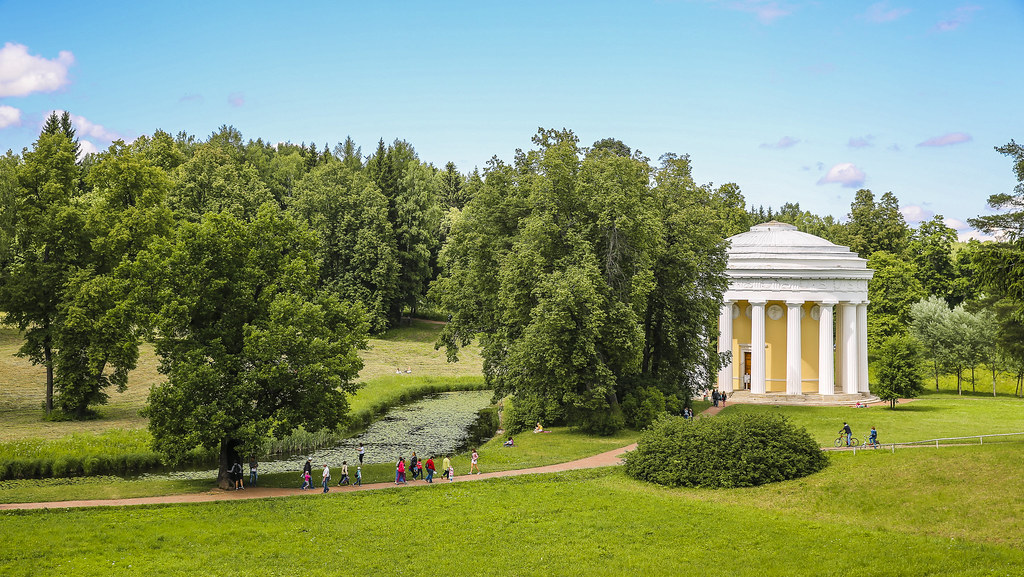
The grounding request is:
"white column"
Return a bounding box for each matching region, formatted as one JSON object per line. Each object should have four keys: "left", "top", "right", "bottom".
{"left": 718, "top": 302, "right": 733, "bottom": 392}
{"left": 818, "top": 302, "right": 835, "bottom": 395}
{"left": 857, "top": 302, "right": 869, "bottom": 393}
{"left": 750, "top": 300, "right": 767, "bottom": 394}
{"left": 786, "top": 301, "right": 803, "bottom": 395}
{"left": 841, "top": 302, "right": 858, "bottom": 394}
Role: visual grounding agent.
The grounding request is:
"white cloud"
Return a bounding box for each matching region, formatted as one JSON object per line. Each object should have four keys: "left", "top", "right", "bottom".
{"left": 901, "top": 205, "right": 934, "bottom": 223}
{"left": 848, "top": 135, "right": 873, "bottom": 148}
{"left": 0, "top": 42, "right": 74, "bottom": 98}
{"left": 77, "top": 139, "right": 100, "bottom": 159}
{"left": 957, "top": 229, "right": 997, "bottom": 242}
{"left": 760, "top": 136, "right": 799, "bottom": 149}
{"left": 863, "top": 2, "right": 910, "bottom": 23}
{"left": 917, "top": 132, "right": 972, "bottom": 147}
{"left": 228, "top": 92, "right": 245, "bottom": 107}
{"left": 817, "top": 163, "right": 866, "bottom": 188}
{"left": 936, "top": 5, "right": 980, "bottom": 32}
{"left": 0, "top": 105, "right": 21, "bottom": 129}
{"left": 943, "top": 217, "right": 968, "bottom": 230}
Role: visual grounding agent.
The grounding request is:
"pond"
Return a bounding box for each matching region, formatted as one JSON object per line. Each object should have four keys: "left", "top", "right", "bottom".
{"left": 147, "top": 389, "right": 494, "bottom": 480}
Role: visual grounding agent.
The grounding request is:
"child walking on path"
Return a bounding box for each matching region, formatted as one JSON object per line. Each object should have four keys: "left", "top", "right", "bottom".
{"left": 470, "top": 449, "right": 480, "bottom": 475}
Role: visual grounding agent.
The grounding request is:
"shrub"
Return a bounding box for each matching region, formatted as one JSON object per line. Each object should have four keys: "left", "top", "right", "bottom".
{"left": 625, "top": 413, "right": 828, "bottom": 488}
{"left": 622, "top": 387, "right": 667, "bottom": 430}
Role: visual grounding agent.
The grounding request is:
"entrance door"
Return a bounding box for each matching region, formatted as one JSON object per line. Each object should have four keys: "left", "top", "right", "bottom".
{"left": 743, "top": 351, "right": 752, "bottom": 389}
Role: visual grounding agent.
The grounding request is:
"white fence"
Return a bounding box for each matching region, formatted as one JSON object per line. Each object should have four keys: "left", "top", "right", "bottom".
{"left": 841, "top": 431, "right": 1024, "bottom": 454}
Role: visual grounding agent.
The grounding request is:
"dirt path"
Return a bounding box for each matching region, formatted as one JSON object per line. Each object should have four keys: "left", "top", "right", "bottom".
{"left": 0, "top": 402, "right": 748, "bottom": 511}
{"left": 0, "top": 443, "right": 638, "bottom": 511}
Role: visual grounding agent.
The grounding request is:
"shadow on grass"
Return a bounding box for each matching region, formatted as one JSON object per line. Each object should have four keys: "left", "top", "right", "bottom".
{"left": 881, "top": 404, "right": 940, "bottom": 412}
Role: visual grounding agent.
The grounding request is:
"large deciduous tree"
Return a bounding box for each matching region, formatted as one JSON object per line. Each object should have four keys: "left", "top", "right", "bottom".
{"left": 51, "top": 142, "right": 174, "bottom": 416}
{"left": 867, "top": 251, "right": 925, "bottom": 352}
{"left": 431, "top": 129, "right": 729, "bottom": 433}
{"left": 289, "top": 160, "right": 399, "bottom": 332}
{"left": 0, "top": 115, "right": 84, "bottom": 415}
{"left": 873, "top": 335, "right": 925, "bottom": 408}
{"left": 139, "top": 205, "right": 367, "bottom": 487}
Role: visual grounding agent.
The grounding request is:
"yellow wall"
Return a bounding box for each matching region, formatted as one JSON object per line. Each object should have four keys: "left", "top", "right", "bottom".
{"left": 731, "top": 302, "right": 751, "bottom": 389}
{"left": 728, "top": 300, "right": 833, "bottom": 393}
{"left": 801, "top": 303, "right": 819, "bottom": 392}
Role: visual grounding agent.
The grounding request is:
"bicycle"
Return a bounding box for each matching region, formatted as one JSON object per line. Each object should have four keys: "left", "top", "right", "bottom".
{"left": 834, "top": 434, "right": 860, "bottom": 448}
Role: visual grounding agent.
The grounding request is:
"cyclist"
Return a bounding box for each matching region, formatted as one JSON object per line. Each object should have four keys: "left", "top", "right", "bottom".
{"left": 840, "top": 422, "right": 852, "bottom": 447}
{"left": 868, "top": 426, "right": 878, "bottom": 447}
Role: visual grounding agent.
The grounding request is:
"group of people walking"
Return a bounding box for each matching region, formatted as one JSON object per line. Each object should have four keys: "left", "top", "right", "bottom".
{"left": 293, "top": 444, "right": 476, "bottom": 493}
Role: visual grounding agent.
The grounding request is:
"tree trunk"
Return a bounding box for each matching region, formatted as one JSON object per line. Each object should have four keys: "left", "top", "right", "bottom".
{"left": 934, "top": 360, "right": 939, "bottom": 391}
{"left": 217, "top": 438, "right": 240, "bottom": 490}
{"left": 992, "top": 367, "right": 997, "bottom": 398}
{"left": 971, "top": 366, "right": 975, "bottom": 393}
{"left": 43, "top": 341, "right": 53, "bottom": 415}
{"left": 956, "top": 368, "right": 962, "bottom": 395}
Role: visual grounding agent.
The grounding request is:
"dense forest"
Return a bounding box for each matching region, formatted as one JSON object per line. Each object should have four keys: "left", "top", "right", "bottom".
{"left": 2, "top": 113, "right": 1024, "bottom": 476}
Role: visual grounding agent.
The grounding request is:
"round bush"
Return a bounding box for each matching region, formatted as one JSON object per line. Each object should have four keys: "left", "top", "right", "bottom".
{"left": 625, "top": 413, "right": 828, "bottom": 488}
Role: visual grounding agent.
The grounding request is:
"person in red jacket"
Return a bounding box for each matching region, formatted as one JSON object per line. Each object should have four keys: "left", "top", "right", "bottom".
{"left": 425, "top": 456, "right": 435, "bottom": 483}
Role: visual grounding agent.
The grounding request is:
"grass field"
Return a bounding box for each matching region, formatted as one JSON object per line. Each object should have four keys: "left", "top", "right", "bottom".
{"left": 0, "top": 425, "right": 640, "bottom": 504}
{"left": 719, "top": 392, "right": 1024, "bottom": 445}
{"left": 0, "top": 320, "right": 483, "bottom": 442}
{"left": 2, "top": 452, "right": 1023, "bottom": 576}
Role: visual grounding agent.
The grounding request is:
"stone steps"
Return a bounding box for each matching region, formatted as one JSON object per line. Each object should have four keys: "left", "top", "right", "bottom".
{"left": 723, "top": 391, "right": 879, "bottom": 406}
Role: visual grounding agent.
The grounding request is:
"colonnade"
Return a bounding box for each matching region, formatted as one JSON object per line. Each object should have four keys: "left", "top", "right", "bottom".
{"left": 717, "top": 300, "right": 869, "bottom": 396}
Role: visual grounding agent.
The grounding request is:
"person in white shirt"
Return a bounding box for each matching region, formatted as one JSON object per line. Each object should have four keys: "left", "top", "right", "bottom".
{"left": 322, "top": 464, "right": 331, "bottom": 493}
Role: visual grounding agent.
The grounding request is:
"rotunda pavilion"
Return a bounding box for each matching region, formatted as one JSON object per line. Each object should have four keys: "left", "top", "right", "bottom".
{"left": 717, "top": 221, "right": 874, "bottom": 399}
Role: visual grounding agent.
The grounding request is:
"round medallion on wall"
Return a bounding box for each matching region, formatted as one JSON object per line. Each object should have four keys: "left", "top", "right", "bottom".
{"left": 744, "top": 305, "right": 751, "bottom": 319}
{"left": 810, "top": 305, "right": 821, "bottom": 321}
{"left": 800, "top": 306, "right": 806, "bottom": 319}
{"left": 731, "top": 303, "right": 740, "bottom": 319}
{"left": 766, "top": 304, "right": 784, "bottom": 321}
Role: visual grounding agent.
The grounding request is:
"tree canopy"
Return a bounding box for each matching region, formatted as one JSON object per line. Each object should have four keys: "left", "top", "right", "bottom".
{"left": 138, "top": 205, "right": 367, "bottom": 487}
{"left": 432, "top": 129, "right": 733, "bottom": 433}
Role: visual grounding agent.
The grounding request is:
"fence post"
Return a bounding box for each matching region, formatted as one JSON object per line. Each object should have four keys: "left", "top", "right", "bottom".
{"left": 891, "top": 443, "right": 895, "bottom": 453}
{"left": 980, "top": 436, "right": 984, "bottom": 445}
{"left": 936, "top": 439, "right": 939, "bottom": 448}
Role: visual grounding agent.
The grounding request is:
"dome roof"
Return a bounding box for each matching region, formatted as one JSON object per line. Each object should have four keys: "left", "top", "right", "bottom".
{"left": 726, "top": 221, "right": 871, "bottom": 277}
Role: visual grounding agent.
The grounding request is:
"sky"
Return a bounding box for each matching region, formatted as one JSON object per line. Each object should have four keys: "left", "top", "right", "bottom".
{"left": 1, "top": 0, "right": 1022, "bottom": 239}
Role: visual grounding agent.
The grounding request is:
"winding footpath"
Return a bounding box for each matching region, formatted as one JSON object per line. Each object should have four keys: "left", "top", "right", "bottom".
{"left": 0, "top": 443, "right": 639, "bottom": 511}
{"left": 0, "top": 400, "right": 832, "bottom": 512}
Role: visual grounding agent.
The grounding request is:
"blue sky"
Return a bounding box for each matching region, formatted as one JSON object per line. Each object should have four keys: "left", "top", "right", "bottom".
{"left": 1, "top": 0, "right": 1022, "bottom": 238}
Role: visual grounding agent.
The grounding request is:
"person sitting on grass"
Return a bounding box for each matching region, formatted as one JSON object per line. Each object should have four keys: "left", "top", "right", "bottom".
{"left": 503, "top": 437, "right": 514, "bottom": 447}
{"left": 534, "top": 422, "right": 544, "bottom": 433}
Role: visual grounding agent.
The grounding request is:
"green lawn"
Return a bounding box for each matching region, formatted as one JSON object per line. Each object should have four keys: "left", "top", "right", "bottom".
{"left": 0, "top": 426, "right": 640, "bottom": 503}
{"left": 0, "top": 320, "right": 483, "bottom": 443}
{"left": 2, "top": 461, "right": 1022, "bottom": 576}
{"left": 719, "top": 392, "right": 1024, "bottom": 445}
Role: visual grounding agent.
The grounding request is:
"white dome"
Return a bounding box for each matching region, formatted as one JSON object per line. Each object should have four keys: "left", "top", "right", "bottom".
{"left": 723, "top": 221, "right": 872, "bottom": 303}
